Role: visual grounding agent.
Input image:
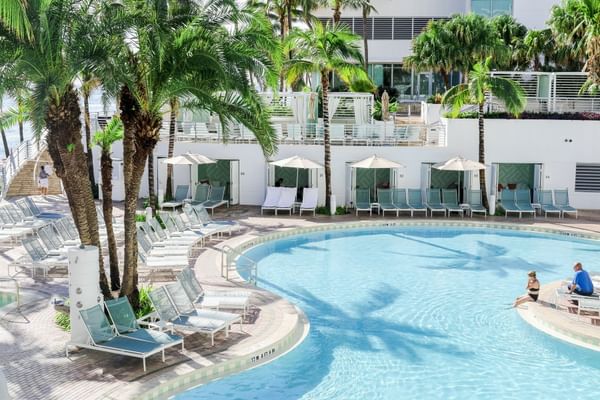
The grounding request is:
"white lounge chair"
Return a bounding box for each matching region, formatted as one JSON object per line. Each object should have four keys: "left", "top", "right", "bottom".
{"left": 275, "top": 187, "right": 297, "bottom": 215}
{"left": 261, "top": 186, "right": 282, "bottom": 215}
{"left": 299, "top": 188, "right": 319, "bottom": 216}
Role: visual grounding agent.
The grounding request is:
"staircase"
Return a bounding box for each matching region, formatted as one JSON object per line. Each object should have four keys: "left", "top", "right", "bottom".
{"left": 5, "top": 150, "right": 62, "bottom": 197}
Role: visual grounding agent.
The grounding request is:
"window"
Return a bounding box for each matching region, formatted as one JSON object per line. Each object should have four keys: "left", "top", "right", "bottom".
{"left": 393, "top": 65, "right": 412, "bottom": 98}
{"left": 575, "top": 164, "right": 600, "bottom": 192}
{"left": 471, "top": 0, "right": 512, "bottom": 17}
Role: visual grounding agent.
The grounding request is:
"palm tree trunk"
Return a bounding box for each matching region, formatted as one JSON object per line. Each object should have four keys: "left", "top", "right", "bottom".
{"left": 101, "top": 150, "right": 120, "bottom": 290}
{"left": 165, "top": 98, "right": 178, "bottom": 200}
{"left": 119, "top": 86, "right": 162, "bottom": 309}
{"left": 279, "top": 13, "right": 286, "bottom": 91}
{"left": 0, "top": 126, "right": 8, "bottom": 158}
{"left": 478, "top": 102, "right": 489, "bottom": 210}
{"left": 148, "top": 150, "right": 156, "bottom": 215}
{"left": 17, "top": 97, "right": 24, "bottom": 143}
{"left": 441, "top": 68, "right": 450, "bottom": 91}
{"left": 45, "top": 87, "right": 111, "bottom": 298}
{"left": 83, "top": 90, "right": 97, "bottom": 196}
{"left": 321, "top": 71, "right": 332, "bottom": 209}
{"left": 333, "top": 0, "right": 341, "bottom": 23}
{"left": 286, "top": 1, "right": 293, "bottom": 33}
{"left": 363, "top": 6, "right": 369, "bottom": 70}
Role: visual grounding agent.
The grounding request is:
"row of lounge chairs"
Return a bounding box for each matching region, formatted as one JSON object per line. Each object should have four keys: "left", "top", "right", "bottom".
{"left": 162, "top": 184, "right": 228, "bottom": 214}
{"left": 261, "top": 186, "right": 319, "bottom": 216}
{"left": 71, "top": 268, "right": 251, "bottom": 371}
{"left": 355, "top": 188, "right": 487, "bottom": 218}
{"left": 499, "top": 189, "right": 577, "bottom": 219}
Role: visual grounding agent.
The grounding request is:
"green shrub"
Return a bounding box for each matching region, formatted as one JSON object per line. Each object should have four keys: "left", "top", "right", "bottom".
{"left": 136, "top": 286, "right": 154, "bottom": 318}
{"left": 135, "top": 213, "right": 146, "bottom": 222}
{"left": 55, "top": 311, "right": 71, "bottom": 331}
{"left": 335, "top": 206, "right": 348, "bottom": 215}
{"left": 427, "top": 93, "right": 443, "bottom": 104}
{"left": 315, "top": 206, "right": 331, "bottom": 216}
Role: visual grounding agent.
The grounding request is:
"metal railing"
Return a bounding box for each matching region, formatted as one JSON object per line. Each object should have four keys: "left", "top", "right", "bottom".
{"left": 0, "top": 277, "right": 20, "bottom": 312}
{"left": 0, "top": 133, "right": 46, "bottom": 199}
{"left": 220, "top": 245, "right": 258, "bottom": 285}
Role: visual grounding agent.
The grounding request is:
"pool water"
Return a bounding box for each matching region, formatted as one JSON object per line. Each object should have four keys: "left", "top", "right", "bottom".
{"left": 178, "top": 227, "right": 600, "bottom": 399}
{"left": 0, "top": 291, "right": 15, "bottom": 308}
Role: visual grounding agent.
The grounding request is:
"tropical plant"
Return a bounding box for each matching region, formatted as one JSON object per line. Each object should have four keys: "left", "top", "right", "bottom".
{"left": 372, "top": 99, "right": 398, "bottom": 121}
{"left": 285, "top": 22, "right": 368, "bottom": 207}
{"left": 95, "top": 0, "right": 278, "bottom": 306}
{"left": 0, "top": 92, "right": 31, "bottom": 144}
{"left": 442, "top": 59, "right": 526, "bottom": 209}
{"left": 0, "top": 0, "right": 111, "bottom": 297}
{"left": 81, "top": 73, "right": 100, "bottom": 196}
{"left": 549, "top": 0, "right": 600, "bottom": 92}
{"left": 523, "top": 29, "right": 554, "bottom": 71}
{"left": 92, "top": 116, "right": 123, "bottom": 291}
{"left": 490, "top": 15, "right": 528, "bottom": 70}
{"left": 165, "top": 97, "right": 179, "bottom": 200}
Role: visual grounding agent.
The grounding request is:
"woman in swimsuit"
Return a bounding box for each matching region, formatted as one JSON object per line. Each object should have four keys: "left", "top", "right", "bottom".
{"left": 513, "top": 271, "right": 540, "bottom": 307}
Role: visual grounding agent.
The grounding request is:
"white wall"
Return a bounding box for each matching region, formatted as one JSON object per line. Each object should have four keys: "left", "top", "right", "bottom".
{"left": 313, "top": 0, "right": 466, "bottom": 18}
{"left": 513, "top": 0, "right": 560, "bottom": 30}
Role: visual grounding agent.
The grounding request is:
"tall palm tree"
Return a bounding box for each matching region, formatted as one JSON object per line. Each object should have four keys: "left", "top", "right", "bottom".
{"left": 0, "top": 0, "right": 112, "bottom": 297}
{"left": 92, "top": 116, "right": 123, "bottom": 291}
{"left": 549, "top": 0, "right": 600, "bottom": 92}
{"left": 98, "top": 0, "right": 278, "bottom": 306}
{"left": 442, "top": 59, "right": 526, "bottom": 210}
{"left": 523, "top": 29, "right": 554, "bottom": 71}
{"left": 285, "top": 22, "right": 368, "bottom": 208}
{"left": 165, "top": 97, "right": 178, "bottom": 201}
{"left": 491, "top": 15, "right": 528, "bottom": 70}
{"left": 81, "top": 73, "right": 100, "bottom": 195}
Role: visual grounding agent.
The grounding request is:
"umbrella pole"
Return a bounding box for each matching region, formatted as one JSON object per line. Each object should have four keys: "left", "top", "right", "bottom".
{"left": 296, "top": 168, "right": 300, "bottom": 202}
{"left": 458, "top": 171, "right": 461, "bottom": 203}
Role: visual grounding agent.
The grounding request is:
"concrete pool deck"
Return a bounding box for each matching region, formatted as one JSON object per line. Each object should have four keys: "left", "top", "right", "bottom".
{"left": 3, "top": 196, "right": 600, "bottom": 399}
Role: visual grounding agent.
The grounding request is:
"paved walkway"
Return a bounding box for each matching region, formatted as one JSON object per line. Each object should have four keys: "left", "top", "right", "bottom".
{"left": 2, "top": 196, "right": 600, "bottom": 399}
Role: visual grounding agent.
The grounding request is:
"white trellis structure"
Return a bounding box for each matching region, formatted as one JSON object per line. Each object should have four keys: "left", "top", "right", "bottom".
{"left": 328, "top": 92, "right": 374, "bottom": 125}
{"left": 260, "top": 92, "right": 319, "bottom": 126}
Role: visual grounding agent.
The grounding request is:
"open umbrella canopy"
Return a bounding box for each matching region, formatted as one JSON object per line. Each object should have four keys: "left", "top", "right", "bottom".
{"left": 162, "top": 153, "right": 216, "bottom": 165}
{"left": 270, "top": 156, "right": 323, "bottom": 169}
{"left": 433, "top": 156, "right": 486, "bottom": 171}
{"left": 351, "top": 155, "right": 405, "bottom": 169}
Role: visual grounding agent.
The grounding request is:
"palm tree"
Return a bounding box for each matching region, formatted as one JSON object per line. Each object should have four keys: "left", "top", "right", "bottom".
{"left": 92, "top": 116, "right": 123, "bottom": 291}
{"left": 523, "top": 29, "right": 554, "bottom": 71}
{"left": 99, "top": 0, "right": 278, "bottom": 306}
{"left": 0, "top": 0, "right": 112, "bottom": 297}
{"left": 165, "top": 97, "right": 178, "bottom": 201}
{"left": 549, "top": 0, "right": 600, "bottom": 91}
{"left": 491, "top": 15, "right": 528, "bottom": 70}
{"left": 404, "top": 19, "right": 456, "bottom": 91}
{"left": 81, "top": 73, "right": 100, "bottom": 196}
{"left": 0, "top": 89, "right": 31, "bottom": 143}
{"left": 348, "top": 0, "right": 377, "bottom": 70}
{"left": 442, "top": 59, "right": 526, "bottom": 210}
{"left": 285, "top": 22, "right": 368, "bottom": 208}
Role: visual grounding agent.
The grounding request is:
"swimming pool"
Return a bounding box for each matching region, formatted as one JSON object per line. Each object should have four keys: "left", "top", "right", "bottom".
{"left": 178, "top": 226, "right": 600, "bottom": 399}
{"left": 0, "top": 291, "right": 15, "bottom": 308}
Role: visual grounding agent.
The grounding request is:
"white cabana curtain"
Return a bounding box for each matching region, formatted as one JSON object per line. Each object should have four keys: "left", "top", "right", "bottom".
{"left": 353, "top": 97, "right": 369, "bottom": 125}
{"left": 328, "top": 95, "right": 341, "bottom": 122}
{"left": 291, "top": 95, "right": 307, "bottom": 125}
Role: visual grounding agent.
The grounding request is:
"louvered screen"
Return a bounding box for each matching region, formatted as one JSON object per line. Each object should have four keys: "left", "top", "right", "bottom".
{"left": 373, "top": 17, "right": 393, "bottom": 40}
{"left": 338, "top": 17, "right": 353, "bottom": 32}
{"left": 575, "top": 164, "right": 600, "bottom": 192}
{"left": 353, "top": 18, "right": 372, "bottom": 39}
{"left": 393, "top": 18, "right": 412, "bottom": 40}
{"left": 317, "top": 17, "right": 330, "bottom": 26}
{"left": 412, "top": 17, "right": 432, "bottom": 37}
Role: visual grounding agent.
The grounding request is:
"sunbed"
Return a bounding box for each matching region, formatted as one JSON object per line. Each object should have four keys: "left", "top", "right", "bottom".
{"left": 426, "top": 189, "right": 447, "bottom": 217}
{"left": 148, "top": 286, "right": 237, "bottom": 346}
{"left": 554, "top": 189, "right": 578, "bottom": 219}
{"left": 392, "top": 188, "right": 415, "bottom": 217}
{"left": 192, "top": 205, "right": 240, "bottom": 235}
{"left": 182, "top": 205, "right": 230, "bottom": 237}
{"left": 467, "top": 190, "right": 487, "bottom": 218}
{"left": 18, "top": 197, "right": 63, "bottom": 219}
{"left": 406, "top": 189, "right": 428, "bottom": 217}
{"left": 189, "top": 184, "right": 210, "bottom": 206}
{"left": 377, "top": 189, "right": 398, "bottom": 217}
{"left": 70, "top": 304, "right": 173, "bottom": 372}
{"left": 261, "top": 186, "right": 282, "bottom": 215}
{"left": 499, "top": 189, "right": 521, "bottom": 218}
{"left": 202, "top": 186, "right": 228, "bottom": 214}
{"left": 539, "top": 190, "right": 561, "bottom": 218}
{"left": 12, "top": 236, "right": 68, "bottom": 277}
{"left": 161, "top": 185, "right": 190, "bottom": 210}
{"left": 441, "top": 189, "right": 464, "bottom": 217}
{"left": 355, "top": 188, "right": 372, "bottom": 216}
{"left": 515, "top": 189, "right": 536, "bottom": 218}
{"left": 275, "top": 187, "right": 298, "bottom": 215}
{"left": 299, "top": 188, "right": 319, "bottom": 216}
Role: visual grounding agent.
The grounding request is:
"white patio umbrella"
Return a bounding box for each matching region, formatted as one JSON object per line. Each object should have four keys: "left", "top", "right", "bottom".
{"left": 270, "top": 155, "right": 323, "bottom": 187}
{"left": 351, "top": 155, "right": 406, "bottom": 200}
{"left": 161, "top": 153, "right": 216, "bottom": 192}
{"left": 432, "top": 156, "right": 486, "bottom": 201}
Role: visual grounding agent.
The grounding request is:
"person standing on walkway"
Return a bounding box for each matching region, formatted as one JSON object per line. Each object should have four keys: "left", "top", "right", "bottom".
{"left": 38, "top": 165, "right": 49, "bottom": 196}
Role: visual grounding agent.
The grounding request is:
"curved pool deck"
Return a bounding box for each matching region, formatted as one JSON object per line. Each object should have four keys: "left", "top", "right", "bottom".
{"left": 517, "top": 281, "right": 600, "bottom": 352}
{"left": 4, "top": 210, "right": 600, "bottom": 399}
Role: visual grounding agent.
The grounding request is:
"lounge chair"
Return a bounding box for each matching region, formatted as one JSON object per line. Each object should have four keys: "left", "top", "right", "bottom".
{"left": 177, "top": 267, "right": 251, "bottom": 311}
{"left": 149, "top": 286, "right": 238, "bottom": 346}
{"left": 170, "top": 211, "right": 221, "bottom": 240}
{"left": 202, "top": 186, "right": 228, "bottom": 215}
{"left": 467, "top": 190, "right": 487, "bottom": 218}
{"left": 158, "top": 212, "right": 207, "bottom": 245}
{"left": 299, "top": 188, "right": 318, "bottom": 216}
{"left": 192, "top": 205, "right": 240, "bottom": 235}
{"left": 377, "top": 189, "right": 398, "bottom": 217}
{"left": 499, "top": 189, "right": 521, "bottom": 218}
{"left": 355, "top": 188, "right": 372, "bottom": 216}
{"left": 554, "top": 189, "right": 578, "bottom": 219}
{"left": 161, "top": 185, "right": 190, "bottom": 210}
{"left": 261, "top": 186, "right": 282, "bottom": 215}
{"left": 275, "top": 187, "right": 297, "bottom": 215}
{"left": 441, "top": 189, "right": 464, "bottom": 217}
{"left": 137, "top": 227, "right": 190, "bottom": 257}
{"left": 406, "top": 189, "right": 428, "bottom": 217}
{"left": 18, "top": 197, "right": 63, "bottom": 219}
{"left": 12, "top": 236, "right": 68, "bottom": 277}
{"left": 70, "top": 304, "right": 173, "bottom": 372}
{"left": 539, "top": 190, "right": 561, "bottom": 218}
{"left": 392, "top": 189, "right": 415, "bottom": 217}
{"left": 105, "top": 297, "right": 184, "bottom": 348}
{"left": 189, "top": 184, "right": 210, "bottom": 206}
{"left": 426, "top": 189, "right": 447, "bottom": 217}
{"left": 515, "top": 189, "right": 536, "bottom": 218}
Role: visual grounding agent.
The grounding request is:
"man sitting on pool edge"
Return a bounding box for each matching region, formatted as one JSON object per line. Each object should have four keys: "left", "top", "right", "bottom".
{"left": 568, "top": 262, "right": 594, "bottom": 297}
